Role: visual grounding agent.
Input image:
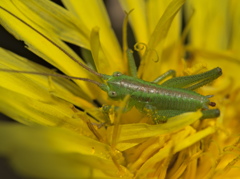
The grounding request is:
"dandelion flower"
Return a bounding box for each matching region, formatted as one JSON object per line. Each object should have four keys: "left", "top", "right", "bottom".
{"left": 0, "top": 0, "right": 239, "bottom": 178}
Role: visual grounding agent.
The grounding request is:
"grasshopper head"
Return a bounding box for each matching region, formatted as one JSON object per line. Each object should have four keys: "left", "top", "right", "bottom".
{"left": 101, "top": 72, "right": 130, "bottom": 100}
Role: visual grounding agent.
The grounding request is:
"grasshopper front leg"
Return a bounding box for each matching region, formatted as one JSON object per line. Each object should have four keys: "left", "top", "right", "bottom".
{"left": 101, "top": 98, "right": 135, "bottom": 124}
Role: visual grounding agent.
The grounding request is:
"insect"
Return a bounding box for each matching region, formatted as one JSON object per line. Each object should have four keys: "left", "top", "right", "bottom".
{"left": 0, "top": 6, "right": 222, "bottom": 123}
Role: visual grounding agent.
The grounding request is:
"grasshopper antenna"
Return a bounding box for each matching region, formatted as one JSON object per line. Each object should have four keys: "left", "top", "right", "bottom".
{"left": 0, "top": 6, "right": 105, "bottom": 79}
{"left": 0, "top": 69, "right": 106, "bottom": 88}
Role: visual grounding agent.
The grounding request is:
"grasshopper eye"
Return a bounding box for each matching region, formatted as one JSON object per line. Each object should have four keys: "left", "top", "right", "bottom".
{"left": 113, "top": 71, "right": 122, "bottom": 77}
{"left": 108, "top": 91, "right": 118, "bottom": 97}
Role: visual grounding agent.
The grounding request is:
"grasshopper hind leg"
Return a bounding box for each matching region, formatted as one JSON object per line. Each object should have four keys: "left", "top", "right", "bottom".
{"left": 160, "top": 67, "right": 222, "bottom": 90}
{"left": 148, "top": 109, "right": 220, "bottom": 124}
{"left": 200, "top": 109, "right": 220, "bottom": 120}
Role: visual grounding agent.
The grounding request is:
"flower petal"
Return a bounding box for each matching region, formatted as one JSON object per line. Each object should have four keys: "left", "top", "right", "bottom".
{"left": 0, "top": 86, "right": 88, "bottom": 129}
{"left": 135, "top": 126, "right": 215, "bottom": 178}
{"left": 12, "top": 0, "right": 90, "bottom": 48}
{"left": 112, "top": 111, "right": 202, "bottom": 151}
{"left": 62, "top": 0, "right": 124, "bottom": 73}
{"left": 0, "top": 48, "right": 109, "bottom": 127}
{"left": 0, "top": 48, "right": 99, "bottom": 108}
{"left": 119, "top": 0, "right": 149, "bottom": 43}
{"left": 185, "top": 0, "right": 229, "bottom": 50}
{"left": 139, "top": 0, "right": 185, "bottom": 80}
{"left": 185, "top": 0, "right": 240, "bottom": 89}
{"left": 0, "top": 123, "right": 132, "bottom": 178}
{"left": 0, "top": 48, "right": 85, "bottom": 99}
{"left": 229, "top": 0, "right": 240, "bottom": 58}
{"left": 0, "top": 0, "right": 100, "bottom": 98}
{"left": 89, "top": 27, "right": 113, "bottom": 74}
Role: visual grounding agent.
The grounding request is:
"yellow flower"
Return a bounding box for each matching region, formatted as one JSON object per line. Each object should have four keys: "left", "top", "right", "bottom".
{"left": 0, "top": 0, "right": 239, "bottom": 178}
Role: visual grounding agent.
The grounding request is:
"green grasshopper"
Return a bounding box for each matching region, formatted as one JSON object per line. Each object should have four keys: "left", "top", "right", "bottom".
{"left": 0, "top": 6, "right": 222, "bottom": 123}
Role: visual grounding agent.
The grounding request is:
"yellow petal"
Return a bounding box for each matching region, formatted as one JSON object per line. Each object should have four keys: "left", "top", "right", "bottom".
{"left": 0, "top": 87, "right": 88, "bottom": 130}
{"left": 113, "top": 111, "right": 202, "bottom": 151}
{"left": 0, "top": 50, "right": 97, "bottom": 129}
{"left": 146, "top": 0, "right": 181, "bottom": 45}
{"left": 135, "top": 126, "right": 215, "bottom": 178}
{"left": 12, "top": 0, "right": 90, "bottom": 48}
{"left": 139, "top": 0, "right": 185, "bottom": 80}
{"left": 146, "top": 0, "right": 183, "bottom": 74}
{"left": 62, "top": 0, "right": 124, "bottom": 73}
{"left": 185, "top": 0, "right": 229, "bottom": 50}
{"left": 229, "top": 0, "right": 240, "bottom": 58}
{"left": 90, "top": 27, "right": 114, "bottom": 74}
{"left": 0, "top": 48, "right": 96, "bottom": 109}
{"left": 0, "top": 1, "right": 100, "bottom": 98}
{"left": 0, "top": 123, "right": 132, "bottom": 178}
{"left": 119, "top": 0, "right": 149, "bottom": 43}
